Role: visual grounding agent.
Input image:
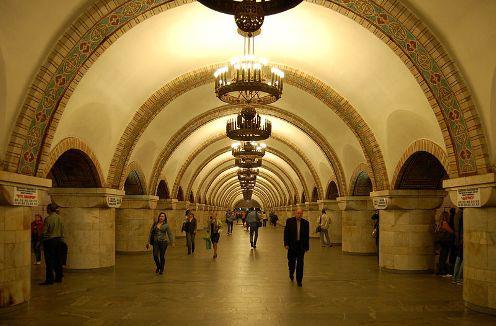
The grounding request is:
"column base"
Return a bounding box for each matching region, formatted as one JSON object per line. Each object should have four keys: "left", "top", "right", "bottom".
{"left": 0, "top": 302, "right": 28, "bottom": 315}
{"left": 342, "top": 251, "right": 377, "bottom": 256}
{"left": 465, "top": 301, "right": 496, "bottom": 316}
{"left": 380, "top": 266, "right": 433, "bottom": 274}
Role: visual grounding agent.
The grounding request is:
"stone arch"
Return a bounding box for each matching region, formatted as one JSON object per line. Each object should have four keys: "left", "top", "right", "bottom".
{"left": 326, "top": 180, "right": 339, "bottom": 200}
{"left": 47, "top": 149, "right": 102, "bottom": 188}
{"left": 219, "top": 181, "right": 277, "bottom": 208}
{"left": 122, "top": 161, "right": 147, "bottom": 195}
{"left": 394, "top": 151, "right": 448, "bottom": 190}
{"left": 5, "top": 0, "right": 488, "bottom": 191}
{"left": 391, "top": 139, "right": 451, "bottom": 188}
{"left": 156, "top": 179, "right": 170, "bottom": 199}
{"left": 185, "top": 149, "right": 297, "bottom": 202}
{"left": 42, "top": 137, "right": 105, "bottom": 188}
{"left": 311, "top": 186, "right": 319, "bottom": 202}
{"left": 348, "top": 163, "right": 372, "bottom": 196}
{"left": 177, "top": 186, "right": 184, "bottom": 201}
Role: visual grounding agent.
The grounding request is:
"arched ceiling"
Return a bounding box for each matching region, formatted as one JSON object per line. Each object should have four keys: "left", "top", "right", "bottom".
{"left": 1, "top": 0, "right": 495, "bottom": 209}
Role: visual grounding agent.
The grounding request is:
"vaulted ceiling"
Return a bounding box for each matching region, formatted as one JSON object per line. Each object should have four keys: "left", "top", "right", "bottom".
{"left": 1, "top": 0, "right": 495, "bottom": 208}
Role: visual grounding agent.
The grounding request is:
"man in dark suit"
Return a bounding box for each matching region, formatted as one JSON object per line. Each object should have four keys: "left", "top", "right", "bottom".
{"left": 284, "top": 208, "right": 310, "bottom": 287}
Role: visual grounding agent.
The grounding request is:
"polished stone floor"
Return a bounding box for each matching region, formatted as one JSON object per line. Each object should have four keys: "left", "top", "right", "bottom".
{"left": 2, "top": 225, "right": 496, "bottom": 325}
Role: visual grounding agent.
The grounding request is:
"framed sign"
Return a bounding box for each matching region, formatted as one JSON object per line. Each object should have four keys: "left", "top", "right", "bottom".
{"left": 107, "top": 195, "right": 122, "bottom": 208}
{"left": 457, "top": 188, "right": 481, "bottom": 207}
{"left": 373, "top": 197, "right": 388, "bottom": 210}
{"left": 13, "top": 186, "right": 39, "bottom": 206}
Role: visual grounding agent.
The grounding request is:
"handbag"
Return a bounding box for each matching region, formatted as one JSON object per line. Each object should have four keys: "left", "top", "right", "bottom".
{"left": 316, "top": 226, "right": 322, "bottom": 233}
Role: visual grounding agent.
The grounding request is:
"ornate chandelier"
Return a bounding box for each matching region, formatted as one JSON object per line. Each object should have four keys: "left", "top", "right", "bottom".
{"left": 235, "top": 158, "right": 262, "bottom": 169}
{"left": 226, "top": 106, "right": 271, "bottom": 141}
{"left": 232, "top": 141, "right": 266, "bottom": 159}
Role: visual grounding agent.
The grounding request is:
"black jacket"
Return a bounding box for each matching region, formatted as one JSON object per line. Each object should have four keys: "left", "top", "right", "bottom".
{"left": 284, "top": 217, "right": 310, "bottom": 251}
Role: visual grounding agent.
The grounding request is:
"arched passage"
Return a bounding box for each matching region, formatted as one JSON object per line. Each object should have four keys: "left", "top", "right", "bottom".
{"left": 156, "top": 180, "right": 170, "bottom": 199}
{"left": 395, "top": 151, "right": 448, "bottom": 190}
{"left": 326, "top": 181, "right": 339, "bottom": 200}
{"left": 47, "top": 149, "right": 101, "bottom": 188}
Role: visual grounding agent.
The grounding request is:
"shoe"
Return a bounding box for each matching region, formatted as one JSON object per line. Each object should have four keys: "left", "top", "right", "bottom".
{"left": 329, "top": 244, "right": 333, "bottom": 247}
{"left": 442, "top": 274, "right": 452, "bottom": 278}
{"left": 457, "top": 281, "right": 463, "bottom": 285}
{"left": 289, "top": 275, "right": 294, "bottom": 282}
{"left": 35, "top": 261, "right": 41, "bottom": 265}
{"left": 155, "top": 268, "right": 159, "bottom": 274}
{"left": 159, "top": 270, "right": 163, "bottom": 275}
{"left": 297, "top": 282, "right": 302, "bottom": 287}
{"left": 39, "top": 281, "right": 53, "bottom": 286}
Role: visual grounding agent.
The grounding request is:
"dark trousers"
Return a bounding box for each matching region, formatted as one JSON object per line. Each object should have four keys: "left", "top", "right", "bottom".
{"left": 288, "top": 241, "right": 305, "bottom": 284}
{"left": 438, "top": 242, "right": 450, "bottom": 274}
{"left": 152, "top": 241, "right": 168, "bottom": 271}
{"left": 249, "top": 224, "right": 259, "bottom": 246}
{"left": 43, "top": 238, "right": 63, "bottom": 283}
{"left": 227, "top": 221, "right": 234, "bottom": 233}
{"left": 262, "top": 220, "right": 267, "bottom": 227}
{"left": 32, "top": 239, "right": 42, "bottom": 262}
{"left": 186, "top": 232, "right": 195, "bottom": 254}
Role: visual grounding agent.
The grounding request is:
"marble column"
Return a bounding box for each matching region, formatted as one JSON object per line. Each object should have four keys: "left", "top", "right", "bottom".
{"left": 370, "top": 190, "right": 445, "bottom": 272}
{"left": 49, "top": 188, "right": 124, "bottom": 269}
{"left": 444, "top": 173, "right": 496, "bottom": 315}
{"left": 338, "top": 196, "right": 376, "bottom": 255}
{"left": 0, "top": 171, "right": 51, "bottom": 310}
{"left": 305, "top": 202, "right": 320, "bottom": 238}
{"left": 115, "top": 195, "right": 158, "bottom": 254}
{"left": 318, "top": 199, "right": 342, "bottom": 245}
{"left": 170, "top": 201, "right": 189, "bottom": 238}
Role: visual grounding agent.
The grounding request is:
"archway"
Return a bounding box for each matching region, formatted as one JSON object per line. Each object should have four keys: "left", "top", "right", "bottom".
{"left": 156, "top": 180, "right": 170, "bottom": 199}
{"left": 352, "top": 171, "right": 372, "bottom": 196}
{"left": 311, "top": 186, "right": 319, "bottom": 202}
{"left": 47, "top": 149, "right": 101, "bottom": 188}
{"left": 395, "top": 151, "right": 448, "bottom": 190}
{"left": 177, "top": 186, "right": 184, "bottom": 201}
{"left": 124, "top": 170, "right": 145, "bottom": 195}
{"left": 326, "top": 181, "right": 339, "bottom": 200}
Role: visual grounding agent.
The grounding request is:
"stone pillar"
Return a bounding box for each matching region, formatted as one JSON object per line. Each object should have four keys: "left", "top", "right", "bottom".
{"left": 318, "top": 199, "right": 342, "bottom": 245}
{"left": 306, "top": 202, "right": 320, "bottom": 238}
{"left": 49, "top": 188, "right": 124, "bottom": 269}
{"left": 0, "top": 171, "right": 51, "bottom": 310}
{"left": 170, "top": 201, "right": 189, "bottom": 238}
{"left": 370, "top": 190, "right": 445, "bottom": 272}
{"left": 444, "top": 173, "right": 496, "bottom": 315}
{"left": 115, "top": 195, "right": 158, "bottom": 254}
{"left": 338, "top": 196, "right": 376, "bottom": 255}
{"left": 195, "top": 203, "right": 206, "bottom": 230}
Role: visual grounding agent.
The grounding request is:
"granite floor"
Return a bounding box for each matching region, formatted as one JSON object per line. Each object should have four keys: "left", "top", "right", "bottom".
{"left": 2, "top": 224, "right": 495, "bottom": 325}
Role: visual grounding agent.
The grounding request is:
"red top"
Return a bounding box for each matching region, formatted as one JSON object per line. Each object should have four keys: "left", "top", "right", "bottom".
{"left": 31, "top": 219, "right": 44, "bottom": 239}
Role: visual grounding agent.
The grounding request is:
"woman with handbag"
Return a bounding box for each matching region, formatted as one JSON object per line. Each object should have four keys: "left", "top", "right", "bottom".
{"left": 435, "top": 211, "right": 454, "bottom": 276}
{"left": 208, "top": 215, "right": 222, "bottom": 259}
{"left": 146, "top": 212, "right": 174, "bottom": 274}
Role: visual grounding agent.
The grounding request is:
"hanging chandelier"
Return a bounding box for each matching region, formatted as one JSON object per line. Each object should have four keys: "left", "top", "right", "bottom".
{"left": 232, "top": 141, "right": 266, "bottom": 159}
{"left": 235, "top": 158, "right": 262, "bottom": 169}
{"left": 214, "top": 39, "right": 284, "bottom": 106}
{"left": 226, "top": 106, "right": 271, "bottom": 141}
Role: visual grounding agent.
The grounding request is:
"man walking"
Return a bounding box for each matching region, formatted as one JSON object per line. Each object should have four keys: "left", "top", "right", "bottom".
{"left": 284, "top": 208, "right": 309, "bottom": 287}
{"left": 40, "top": 203, "right": 64, "bottom": 285}
{"left": 246, "top": 208, "right": 261, "bottom": 249}
{"left": 319, "top": 208, "right": 331, "bottom": 247}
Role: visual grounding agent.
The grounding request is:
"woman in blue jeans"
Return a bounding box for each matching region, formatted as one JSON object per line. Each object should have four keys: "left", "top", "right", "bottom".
{"left": 147, "top": 212, "right": 174, "bottom": 274}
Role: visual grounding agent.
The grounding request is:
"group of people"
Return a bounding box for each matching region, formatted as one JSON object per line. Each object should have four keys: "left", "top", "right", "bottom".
{"left": 145, "top": 207, "right": 311, "bottom": 287}
{"left": 31, "top": 204, "right": 66, "bottom": 285}
{"left": 435, "top": 207, "right": 464, "bottom": 285}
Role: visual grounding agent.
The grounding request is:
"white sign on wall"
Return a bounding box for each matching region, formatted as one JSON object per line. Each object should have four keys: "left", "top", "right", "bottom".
{"left": 373, "top": 197, "right": 388, "bottom": 210}
{"left": 457, "top": 188, "right": 481, "bottom": 207}
{"left": 107, "top": 196, "right": 122, "bottom": 208}
{"left": 13, "top": 186, "right": 39, "bottom": 206}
